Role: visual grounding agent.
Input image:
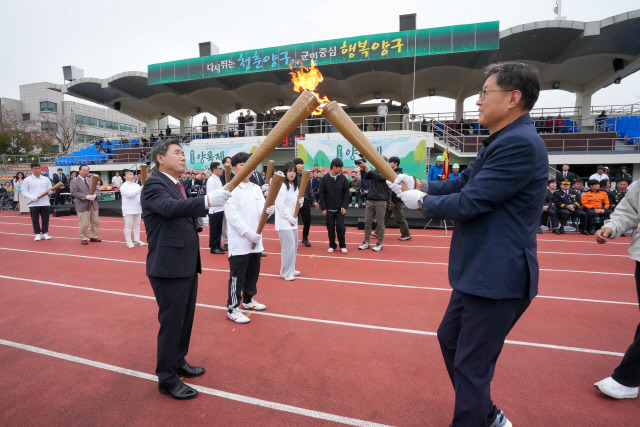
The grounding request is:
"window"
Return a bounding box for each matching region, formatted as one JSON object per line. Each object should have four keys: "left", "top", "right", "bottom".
{"left": 41, "top": 122, "right": 58, "bottom": 131}
{"left": 22, "top": 113, "right": 30, "bottom": 121}
{"left": 39, "top": 101, "right": 57, "bottom": 112}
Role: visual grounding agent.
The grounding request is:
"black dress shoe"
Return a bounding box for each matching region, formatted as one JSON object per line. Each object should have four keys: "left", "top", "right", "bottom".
{"left": 212, "top": 248, "right": 225, "bottom": 254}
{"left": 537, "top": 227, "right": 543, "bottom": 234}
{"left": 552, "top": 228, "right": 562, "bottom": 235}
{"left": 81, "top": 240, "right": 89, "bottom": 245}
{"left": 89, "top": 238, "right": 102, "bottom": 242}
{"left": 559, "top": 226, "right": 565, "bottom": 234}
{"left": 222, "top": 244, "right": 228, "bottom": 251}
{"left": 301, "top": 239, "right": 311, "bottom": 247}
{"left": 261, "top": 253, "right": 267, "bottom": 257}
{"left": 159, "top": 380, "right": 198, "bottom": 400}
{"left": 177, "top": 362, "right": 205, "bottom": 378}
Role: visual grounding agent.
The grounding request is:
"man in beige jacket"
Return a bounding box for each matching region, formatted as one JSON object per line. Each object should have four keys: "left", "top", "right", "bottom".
{"left": 70, "top": 164, "right": 101, "bottom": 245}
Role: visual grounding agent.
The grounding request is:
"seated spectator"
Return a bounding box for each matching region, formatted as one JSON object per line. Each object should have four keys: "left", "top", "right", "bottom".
{"left": 536, "top": 116, "right": 545, "bottom": 133}
{"left": 554, "top": 115, "right": 565, "bottom": 133}
{"left": 613, "top": 166, "right": 632, "bottom": 183}
{"left": 360, "top": 176, "right": 371, "bottom": 207}
{"left": 573, "top": 180, "right": 585, "bottom": 194}
{"left": 421, "top": 118, "right": 428, "bottom": 132}
{"left": 596, "top": 110, "right": 608, "bottom": 131}
{"left": 581, "top": 179, "right": 612, "bottom": 234}
{"left": 609, "top": 179, "right": 629, "bottom": 211}
{"left": 590, "top": 165, "right": 609, "bottom": 182}
{"left": 372, "top": 118, "right": 379, "bottom": 131}
{"left": 600, "top": 178, "right": 611, "bottom": 192}
{"left": 553, "top": 179, "right": 587, "bottom": 234}
{"left": 545, "top": 116, "right": 553, "bottom": 133}
{"left": 349, "top": 170, "right": 361, "bottom": 208}
{"left": 539, "top": 179, "right": 560, "bottom": 234}
{"left": 158, "top": 131, "right": 164, "bottom": 140}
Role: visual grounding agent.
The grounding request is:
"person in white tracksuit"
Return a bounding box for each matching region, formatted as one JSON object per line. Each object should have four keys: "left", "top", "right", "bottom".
{"left": 120, "top": 170, "right": 146, "bottom": 248}
{"left": 275, "top": 162, "right": 304, "bottom": 280}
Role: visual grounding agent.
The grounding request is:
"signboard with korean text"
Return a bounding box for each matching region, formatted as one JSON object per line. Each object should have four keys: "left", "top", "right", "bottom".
{"left": 149, "top": 21, "right": 499, "bottom": 85}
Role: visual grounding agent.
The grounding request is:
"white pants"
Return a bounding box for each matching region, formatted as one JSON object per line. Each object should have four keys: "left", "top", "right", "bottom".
{"left": 246, "top": 125, "right": 255, "bottom": 137}
{"left": 124, "top": 213, "right": 141, "bottom": 244}
{"left": 278, "top": 229, "right": 298, "bottom": 278}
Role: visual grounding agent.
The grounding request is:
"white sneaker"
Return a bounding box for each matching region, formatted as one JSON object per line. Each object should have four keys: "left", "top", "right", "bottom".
{"left": 134, "top": 241, "right": 147, "bottom": 246}
{"left": 340, "top": 247, "right": 348, "bottom": 254}
{"left": 227, "top": 307, "right": 250, "bottom": 324}
{"left": 34, "top": 234, "right": 41, "bottom": 241}
{"left": 358, "top": 242, "right": 370, "bottom": 250}
{"left": 372, "top": 242, "right": 383, "bottom": 251}
{"left": 42, "top": 233, "right": 51, "bottom": 240}
{"left": 594, "top": 376, "right": 638, "bottom": 399}
{"left": 241, "top": 299, "right": 266, "bottom": 311}
{"left": 327, "top": 247, "right": 335, "bottom": 253}
{"left": 126, "top": 242, "right": 135, "bottom": 248}
{"left": 293, "top": 270, "right": 300, "bottom": 276}
{"left": 283, "top": 275, "right": 295, "bottom": 281}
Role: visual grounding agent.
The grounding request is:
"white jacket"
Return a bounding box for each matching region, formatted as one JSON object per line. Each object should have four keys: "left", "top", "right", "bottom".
{"left": 224, "top": 182, "right": 264, "bottom": 256}
{"left": 602, "top": 180, "right": 640, "bottom": 261}
{"left": 21, "top": 174, "right": 52, "bottom": 207}
{"left": 275, "top": 183, "right": 298, "bottom": 231}
{"left": 119, "top": 181, "right": 142, "bottom": 215}
{"left": 206, "top": 174, "right": 223, "bottom": 214}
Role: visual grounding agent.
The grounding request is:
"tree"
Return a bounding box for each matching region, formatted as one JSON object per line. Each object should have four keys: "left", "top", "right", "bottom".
{"left": 0, "top": 106, "right": 35, "bottom": 155}
{"left": 39, "top": 112, "right": 85, "bottom": 153}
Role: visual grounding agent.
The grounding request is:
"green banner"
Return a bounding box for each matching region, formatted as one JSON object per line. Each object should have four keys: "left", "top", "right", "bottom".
{"left": 149, "top": 21, "right": 498, "bottom": 85}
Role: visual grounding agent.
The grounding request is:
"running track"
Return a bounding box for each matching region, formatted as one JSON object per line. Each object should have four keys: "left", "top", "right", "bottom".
{"left": 0, "top": 211, "right": 638, "bottom": 426}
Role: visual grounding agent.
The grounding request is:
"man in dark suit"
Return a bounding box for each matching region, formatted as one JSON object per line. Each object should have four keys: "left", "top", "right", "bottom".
{"left": 556, "top": 163, "right": 577, "bottom": 183}
{"left": 141, "top": 139, "right": 231, "bottom": 400}
{"left": 390, "top": 62, "right": 547, "bottom": 426}
{"left": 52, "top": 168, "right": 67, "bottom": 205}
{"left": 249, "top": 169, "right": 264, "bottom": 187}
{"left": 317, "top": 158, "right": 350, "bottom": 253}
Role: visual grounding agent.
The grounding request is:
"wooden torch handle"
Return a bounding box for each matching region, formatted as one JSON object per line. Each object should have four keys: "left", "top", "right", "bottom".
{"left": 252, "top": 172, "right": 285, "bottom": 249}
{"left": 141, "top": 165, "right": 147, "bottom": 185}
{"left": 26, "top": 182, "right": 64, "bottom": 205}
{"left": 264, "top": 160, "right": 275, "bottom": 184}
{"left": 293, "top": 170, "right": 310, "bottom": 217}
{"left": 88, "top": 175, "right": 100, "bottom": 209}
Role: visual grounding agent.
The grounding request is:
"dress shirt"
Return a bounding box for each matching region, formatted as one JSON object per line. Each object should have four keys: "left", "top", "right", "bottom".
{"left": 160, "top": 172, "right": 210, "bottom": 209}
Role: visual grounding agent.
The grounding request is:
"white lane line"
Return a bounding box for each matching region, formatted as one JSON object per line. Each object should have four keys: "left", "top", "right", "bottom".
{"left": 0, "top": 222, "right": 143, "bottom": 233}
{"left": 0, "top": 247, "right": 636, "bottom": 304}
{"left": 0, "top": 338, "right": 389, "bottom": 427}
{"left": 0, "top": 275, "right": 627, "bottom": 357}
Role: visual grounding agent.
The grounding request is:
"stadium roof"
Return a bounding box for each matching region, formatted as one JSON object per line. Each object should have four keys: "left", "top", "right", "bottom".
{"left": 61, "top": 9, "right": 640, "bottom": 124}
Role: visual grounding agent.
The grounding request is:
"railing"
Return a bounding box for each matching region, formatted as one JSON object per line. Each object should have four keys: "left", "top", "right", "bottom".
{"left": 0, "top": 153, "right": 62, "bottom": 164}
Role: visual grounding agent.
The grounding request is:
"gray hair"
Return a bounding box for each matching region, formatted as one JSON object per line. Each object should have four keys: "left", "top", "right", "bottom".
{"left": 149, "top": 138, "right": 181, "bottom": 171}
{"left": 482, "top": 62, "right": 540, "bottom": 111}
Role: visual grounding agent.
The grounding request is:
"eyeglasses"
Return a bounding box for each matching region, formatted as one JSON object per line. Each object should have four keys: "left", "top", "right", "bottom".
{"left": 478, "top": 89, "right": 514, "bottom": 99}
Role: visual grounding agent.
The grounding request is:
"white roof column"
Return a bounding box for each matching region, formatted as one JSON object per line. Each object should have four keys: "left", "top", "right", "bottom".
{"left": 575, "top": 92, "right": 594, "bottom": 130}
{"left": 455, "top": 97, "right": 465, "bottom": 121}
{"left": 214, "top": 114, "right": 228, "bottom": 134}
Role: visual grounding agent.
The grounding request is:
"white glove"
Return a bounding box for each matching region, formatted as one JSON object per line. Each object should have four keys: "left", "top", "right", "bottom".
{"left": 208, "top": 189, "right": 231, "bottom": 207}
{"left": 261, "top": 184, "right": 270, "bottom": 196}
{"left": 85, "top": 194, "right": 96, "bottom": 201}
{"left": 290, "top": 218, "right": 297, "bottom": 226}
{"left": 386, "top": 180, "right": 403, "bottom": 196}
{"left": 265, "top": 205, "right": 275, "bottom": 216}
{"left": 243, "top": 231, "right": 262, "bottom": 244}
{"left": 398, "top": 190, "right": 426, "bottom": 210}
{"left": 298, "top": 197, "right": 304, "bottom": 207}
{"left": 394, "top": 174, "right": 415, "bottom": 190}
{"left": 31, "top": 197, "right": 40, "bottom": 203}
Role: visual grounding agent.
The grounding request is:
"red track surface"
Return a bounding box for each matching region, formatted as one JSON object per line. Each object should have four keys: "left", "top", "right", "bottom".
{"left": 1, "top": 211, "right": 638, "bottom": 426}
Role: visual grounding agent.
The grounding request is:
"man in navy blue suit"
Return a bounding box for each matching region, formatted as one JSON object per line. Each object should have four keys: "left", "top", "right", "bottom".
{"left": 141, "top": 139, "right": 231, "bottom": 400}
{"left": 391, "top": 62, "right": 547, "bottom": 426}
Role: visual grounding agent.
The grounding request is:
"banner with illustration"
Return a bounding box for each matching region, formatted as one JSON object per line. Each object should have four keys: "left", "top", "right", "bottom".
{"left": 185, "top": 141, "right": 260, "bottom": 171}
{"left": 298, "top": 136, "right": 428, "bottom": 179}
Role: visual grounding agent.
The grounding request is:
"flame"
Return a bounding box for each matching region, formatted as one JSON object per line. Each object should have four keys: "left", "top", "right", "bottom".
{"left": 289, "top": 60, "right": 330, "bottom": 115}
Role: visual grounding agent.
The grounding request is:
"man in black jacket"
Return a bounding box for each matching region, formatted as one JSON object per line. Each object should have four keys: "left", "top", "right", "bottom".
{"left": 142, "top": 139, "right": 231, "bottom": 400}
{"left": 294, "top": 158, "right": 315, "bottom": 247}
{"left": 539, "top": 179, "right": 560, "bottom": 234}
{"left": 613, "top": 166, "right": 632, "bottom": 184}
{"left": 317, "top": 158, "right": 350, "bottom": 253}
{"left": 385, "top": 156, "right": 412, "bottom": 240}
{"left": 357, "top": 159, "right": 389, "bottom": 251}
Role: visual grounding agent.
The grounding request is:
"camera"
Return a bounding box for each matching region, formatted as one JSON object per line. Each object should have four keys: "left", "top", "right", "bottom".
{"left": 354, "top": 154, "right": 366, "bottom": 166}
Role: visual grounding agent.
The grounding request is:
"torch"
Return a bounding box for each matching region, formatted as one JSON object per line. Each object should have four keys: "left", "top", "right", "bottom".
{"left": 27, "top": 182, "right": 64, "bottom": 205}
{"left": 252, "top": 171, "right": 285, "bottom": 249}
{"left": 88, "top": 175, "right": 100, "bottom": 209}
{"left": 141, "top": 165, "right": 147, "bottom": 185}
{"left": 225, "top": 90, "right": 319, "bottom": 192}
{"left": 322, "top": 101, "right": 408, "bottom": 191}
{"left": 264, "top": 160, "right": 275, "bottom": 184}
{"left": 224, "top": 164, "right": 231, "bottom": 184}
{"left": 293, "top": 170, "right": 310, "bottom": 217}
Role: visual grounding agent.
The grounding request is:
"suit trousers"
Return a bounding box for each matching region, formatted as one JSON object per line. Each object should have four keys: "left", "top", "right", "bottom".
{"left": 437, "top": 289, "right": 531, "bottom": 426}
{"left": 77, "top": 207, "right": 99, "bottom": 241}
{"left": 326, "top": 210, "right": 346, "bottom": 249}
{"left": 149, "top": 274, "right": 198, "bottom": 387}
{"left": 124, "top": 213, "right": 141, "bottom": 244}
{"left": 585, "top": 208, "right": 613, "bottom": 231}
{"left": 278, "top": 229, "right": 298, "bottom": 278}
{"left": 29, "top": 206, "right": 50, "bottom": 234}
{"left": 208, "top": 212, "right": 224, "bottom": 250}
{"left": 299, "top": 198, "right": 311, "bottom": 241}
{"left": 557, "top": 208, "right": 586, "bottom": 229}
{"left": 364, "top": 200, "right": 387, "bottom": 243}
{"left": 612, "top": 261, "right": 640, "bottom": 387}
{"left": 227, "top": 253, "right": 261, "bottom": 310}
